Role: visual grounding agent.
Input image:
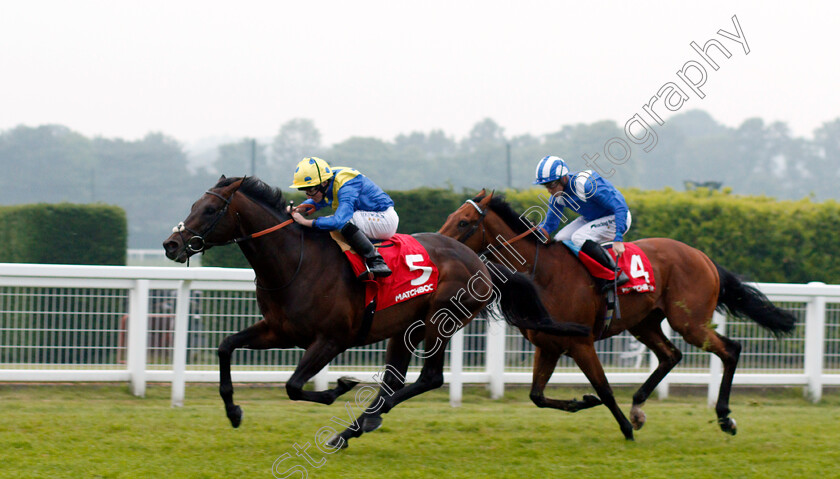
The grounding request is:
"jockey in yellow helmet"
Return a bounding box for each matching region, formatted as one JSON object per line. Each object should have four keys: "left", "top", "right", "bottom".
{"left": 289, "top": 157, "right": 398, "bottom": 278}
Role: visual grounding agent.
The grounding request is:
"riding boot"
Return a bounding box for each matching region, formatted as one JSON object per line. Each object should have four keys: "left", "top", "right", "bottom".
{"left": 580, "top": 240, "right": 630, "bottom": 293}
{"left": 340, "top": 223, "right": 392, "bottom": 280}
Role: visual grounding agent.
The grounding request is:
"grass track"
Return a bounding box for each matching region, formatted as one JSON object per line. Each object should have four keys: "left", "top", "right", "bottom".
{"left": 1, "top": 384, "right": 839, "bottom": 478}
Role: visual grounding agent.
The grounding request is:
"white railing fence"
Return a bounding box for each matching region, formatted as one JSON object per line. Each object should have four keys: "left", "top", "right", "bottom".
{"left": 1, "top": 263, "right": 838, "bottom": 408}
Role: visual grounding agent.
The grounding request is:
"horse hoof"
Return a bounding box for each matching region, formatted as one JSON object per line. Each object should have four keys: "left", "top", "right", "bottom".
{"left": 337, "top": 376, "right": 360, "bottom": 391}
{"left": 227, "top": 405, "right": 243, "bottom": 428}
{"left": 362, "top": 416, "right": 383, "bottom": 433}
{"left": 630, "top": 406, "right": 646, "bottom": 431}
{"left": 582, "top": 394, "right": 602, "bottom": 407}
{"left": 719, "top": 417, "right": 737, "bottom": 435}
{"left": 326, "top": 435, "right": 349, "bottom": 450}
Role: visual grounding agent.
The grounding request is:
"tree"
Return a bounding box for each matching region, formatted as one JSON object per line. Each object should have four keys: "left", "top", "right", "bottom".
{"left": 214, "top": 139, "right": 269, "bottom": 181}
{"left": 0, "top": 125, "right": 94, "bottom": 204}
{"left": 94, "top": 133, "right": 195, "bottom": 248}
{"left": 461, "top": 118, "right": 505, "bottom": 153}
{"left": 272, "top": 118, "right": 322, "bottom": 180}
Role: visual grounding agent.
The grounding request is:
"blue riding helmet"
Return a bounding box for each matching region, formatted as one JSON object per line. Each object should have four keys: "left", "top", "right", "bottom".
{"left": 533, "top": 156, "right": 569, "bottom": 185}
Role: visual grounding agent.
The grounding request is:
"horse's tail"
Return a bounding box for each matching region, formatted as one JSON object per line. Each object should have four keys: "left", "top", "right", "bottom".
{"left": 715, "top": 263, "right": 797, "bottom": 337}
{"left": 487, "top": 262, "right": 590, "bottom": 337}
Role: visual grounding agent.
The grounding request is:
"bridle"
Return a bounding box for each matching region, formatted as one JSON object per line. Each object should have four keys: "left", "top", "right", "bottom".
{"left": 172, "top": 186, "right": 304, "bottom": 289}
{"left": 457, "top": 199, "right": 487, "bottom": 244}
{"left": 173, "top": 190, "right": 239, "bottom": 255}
{"left": 174, "top": 188, "right": 298, "bottom": 255}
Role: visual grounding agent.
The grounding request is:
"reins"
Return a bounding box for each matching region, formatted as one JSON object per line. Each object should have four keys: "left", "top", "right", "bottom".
{"left": 463, "top": 199, "right": 539, "bottom": 248}
{"left": 461, "top": 198, "right": 541, "bottom": 277}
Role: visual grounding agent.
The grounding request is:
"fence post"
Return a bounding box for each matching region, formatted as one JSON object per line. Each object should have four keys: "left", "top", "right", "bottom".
{"left": 313, "top": 364, "right": 329, "bottom": 391}
{"left": 127, "top": 279, "right": 149, "bottom": 397}
{"left": 171, "top": 280, "right": 192, "bottom": 407}
{"left": 655, "top": 320, "right": 671, "bottom": 400}
{"left": 486, "top": 319, "right": 506, "bottom": 399}
{"left": 449, "top": 328, "right": 464, "bottom": 407}
{"left": 804, "top": 290, "right": 826, "bottom": 403}
{"left": 708, "top": 311, "right": 726, "bottom": 407}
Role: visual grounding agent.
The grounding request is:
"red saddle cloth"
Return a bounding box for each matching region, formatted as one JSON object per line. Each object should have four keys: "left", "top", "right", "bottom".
{"left": 579, "top": 242, "right": 656, "bottom": 294}
{"left": 344, "top": 234, "right": 439, "bottom": 311}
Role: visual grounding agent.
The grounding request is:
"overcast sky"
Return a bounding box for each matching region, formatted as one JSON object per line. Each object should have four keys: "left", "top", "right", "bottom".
{"left": 1, "top": 1, "right": 837, "bottom": 148}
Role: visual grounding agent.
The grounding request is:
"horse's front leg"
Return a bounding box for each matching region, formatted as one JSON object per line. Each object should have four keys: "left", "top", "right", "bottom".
{"left": 285, "top": 339, "right": 359, "bottom": 405}
{"left": 218, "top": 320, "right": 279, "bottom": 428}
{"left": 568, "top": 341, "right": 635, "bottom": 440}
{"left": 529, "top": 343, "right": 602, "bottom": 412}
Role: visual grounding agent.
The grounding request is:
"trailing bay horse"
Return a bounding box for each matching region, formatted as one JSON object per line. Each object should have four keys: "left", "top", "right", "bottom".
{"left": 438, "top": 191, "right": 797, "bottom": 440}
{"left": 162, "top": 177, "right": 588, "bottom": 448}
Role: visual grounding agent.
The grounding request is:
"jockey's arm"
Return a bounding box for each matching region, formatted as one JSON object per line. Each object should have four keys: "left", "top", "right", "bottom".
{"left": 536, "top": 196, "right": 564, "bottom": 242}
{"left": 591, "top": 186, "right": 629, "bottom": 243}
{"left": 312, "top": 182, "right": 362, "bottom": 230}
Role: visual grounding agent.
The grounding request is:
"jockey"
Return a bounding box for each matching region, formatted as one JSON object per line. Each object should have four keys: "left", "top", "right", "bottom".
{"left": 533, "top": 155, "right": 630, "bottom": 293}
{"left": 289, "top": 157, "right": 398, "bottom": 279}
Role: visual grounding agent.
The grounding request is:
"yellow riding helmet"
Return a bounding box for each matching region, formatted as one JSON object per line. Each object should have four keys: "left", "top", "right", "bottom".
{"left": 289, "top": 157, "right": 334, "bottom": 189}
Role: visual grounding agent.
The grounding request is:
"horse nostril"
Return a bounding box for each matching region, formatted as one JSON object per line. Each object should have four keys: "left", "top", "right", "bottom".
{"left": 163, "top": 240, "right": 179, "bottom": 255}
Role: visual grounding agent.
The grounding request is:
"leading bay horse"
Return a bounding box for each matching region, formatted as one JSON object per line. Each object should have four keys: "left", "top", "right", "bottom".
{"left": 438, "top": 191, "right": 796, "bottom": 440}
{"left": 163, "top": 177, "right": 588, "bottom": 448}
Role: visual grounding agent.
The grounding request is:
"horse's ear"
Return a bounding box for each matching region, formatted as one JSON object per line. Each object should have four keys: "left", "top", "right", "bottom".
{"left": 478, "top": 189, "right": 494, "bottom": 207}
{"left": 218, "top": 175, "right": 227, "bottom": 181}
{"left": 478, "top": 188, "right": 487, "bottom": 197}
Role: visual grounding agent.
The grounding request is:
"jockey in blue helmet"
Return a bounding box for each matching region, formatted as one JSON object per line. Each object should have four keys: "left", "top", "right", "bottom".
{"left": 288, "top": 157, "right": 398, "bottom": 279}
{"left": 533, "top": 155, "right": 630, "bottom": 292}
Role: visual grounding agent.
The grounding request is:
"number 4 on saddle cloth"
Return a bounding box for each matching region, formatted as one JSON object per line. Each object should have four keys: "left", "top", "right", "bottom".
{"left": 335, "top": 233, "right": 440, "bottom": 311}
{"left": 576, "top": 242, "right": 656, "bottom": 295}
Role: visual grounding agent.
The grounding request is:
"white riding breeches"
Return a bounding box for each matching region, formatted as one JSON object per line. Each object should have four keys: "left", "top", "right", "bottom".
{"left": 553, "top": 211, "right": 632, "bottom": 246}
{"left": 352, "top": 207, "right": 399, "bottom": 240}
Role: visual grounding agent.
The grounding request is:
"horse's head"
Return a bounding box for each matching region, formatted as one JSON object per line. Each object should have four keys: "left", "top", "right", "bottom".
{"left": 163, "top": 176, "right": 245, "bottom": 263}
{"left": 438, "top": 189, "right": 494, "bottom": 251}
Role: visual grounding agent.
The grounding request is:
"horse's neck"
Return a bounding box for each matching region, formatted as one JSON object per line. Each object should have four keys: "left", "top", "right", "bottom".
{"left": 486, "top": 222, "right": 539, "bottom": 272}
{"left": 233, "top": 206, "right": 310, "bottom": 286}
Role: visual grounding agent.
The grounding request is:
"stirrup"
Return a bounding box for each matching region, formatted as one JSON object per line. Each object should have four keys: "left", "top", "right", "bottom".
{"left": 597, "top": 272, "right": 629, "bottom": 293}
{"left": 359, "top": 257, "right": 391, "bottom": 280}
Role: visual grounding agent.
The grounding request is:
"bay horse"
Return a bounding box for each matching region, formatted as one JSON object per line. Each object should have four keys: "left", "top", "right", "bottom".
{"left": 438, "top": 191, "right": 797, "bottom": 440}
{"left": 162, "top": 177, "right": 588, "bottom": 448}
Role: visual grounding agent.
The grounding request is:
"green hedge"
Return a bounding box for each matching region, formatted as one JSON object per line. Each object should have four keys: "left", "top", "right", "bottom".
{"left": 0, "top": 203, "right": 126, "bottom": 265}
{"left": 200, "top": 186, "right": 840, "bottom": 284}
{"left": 505, "top": 187, "right": 840, "bottom": 284}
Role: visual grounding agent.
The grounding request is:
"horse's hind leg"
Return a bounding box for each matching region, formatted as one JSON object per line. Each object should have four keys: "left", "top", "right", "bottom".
{"left": 667, "top": 311, "right": 742, "bottom": 435}
{"left": 529, "top": 344, "right": 602, "bottom": 412}
{"left": 218, "top": 320, "right": 282, "bottom": 428}
{"left": 627, "top": 318, "right": 683, "bottom": 430}
{"left": 709, "top": 332, "right": 741, "bottom": 434}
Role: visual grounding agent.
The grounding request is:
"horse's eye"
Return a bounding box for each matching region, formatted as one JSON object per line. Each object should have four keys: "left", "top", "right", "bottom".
{"left": 458, "top": 220, "right": 469, "bottom": 228}
{"left": 204, "top": 206, "right": 215, "bottom": 215}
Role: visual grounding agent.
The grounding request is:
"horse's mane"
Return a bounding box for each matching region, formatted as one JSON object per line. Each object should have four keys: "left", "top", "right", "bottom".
{"left": 472, "top": 193, "right": 542, "bottom": 242}
{"left": 216, "top": 176, "right": 288, "bottom": 214}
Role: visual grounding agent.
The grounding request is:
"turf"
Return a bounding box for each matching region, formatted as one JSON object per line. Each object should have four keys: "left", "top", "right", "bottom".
{"left": 1, "top": 383, "right": 838, "bottom": 478}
